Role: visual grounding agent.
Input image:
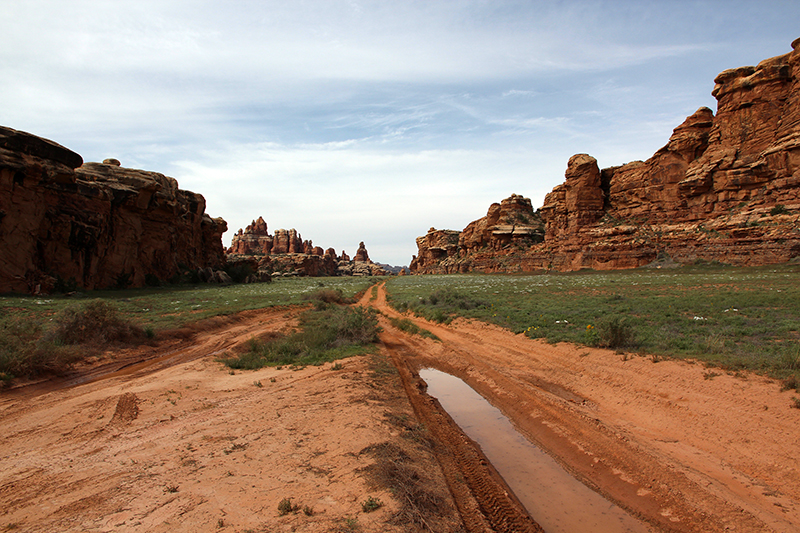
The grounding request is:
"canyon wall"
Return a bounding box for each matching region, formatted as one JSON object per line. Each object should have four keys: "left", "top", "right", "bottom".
{"left": 0, "top": 126, "right": 227, "bottom": 293}
{"left": 411, "top": 38, "right": 800, "bottom": 274}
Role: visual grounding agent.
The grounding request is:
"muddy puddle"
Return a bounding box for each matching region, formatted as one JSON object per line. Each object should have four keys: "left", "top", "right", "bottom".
{"left": 419, "top": 368, "right": 650, "bottom": 533}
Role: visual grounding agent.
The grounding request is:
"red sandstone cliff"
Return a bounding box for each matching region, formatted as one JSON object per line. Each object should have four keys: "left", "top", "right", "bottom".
{"left": 227, "top": 220, "right": 388, "bottom": 277}
{"left": 0, "top": 126, "right": 227, "bottom": 292}
{"left": 411, "top": 38, "right": 800, "bottom": 274}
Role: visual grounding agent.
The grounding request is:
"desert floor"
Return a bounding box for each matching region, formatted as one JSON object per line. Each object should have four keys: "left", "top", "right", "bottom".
{"left": 1, "top": 284, "right": 798, "bottom": 532}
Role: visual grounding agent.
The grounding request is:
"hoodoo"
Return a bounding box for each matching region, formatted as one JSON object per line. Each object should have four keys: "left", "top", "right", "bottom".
{"left": 227, "top": 219, "right": 388, "bottom": 277}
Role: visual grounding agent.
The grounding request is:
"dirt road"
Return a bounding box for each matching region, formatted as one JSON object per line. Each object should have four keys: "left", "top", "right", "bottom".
{"left": 1, "top": 285, "right": 798, "bottom": 532}
{"left": 368, "top": 282, "right": 800, "bottom": 532}
{"left": 0, "top": 305, "right": 462, "bottom": 532}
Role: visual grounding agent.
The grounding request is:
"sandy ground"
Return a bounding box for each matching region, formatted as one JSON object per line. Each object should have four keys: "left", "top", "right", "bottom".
{"left": 1, "top": 284, "right": 799, "bottom": 532}
{"left": 0, "top": 306, "right": 461, "bottom": 532}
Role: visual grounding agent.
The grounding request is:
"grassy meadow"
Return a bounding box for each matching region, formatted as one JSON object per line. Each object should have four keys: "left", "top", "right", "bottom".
{"left": 385, "top": 264, "right": 800, "bottom": 384}
{"left": 0, "top": 277, "right": 380, "bottom": 381}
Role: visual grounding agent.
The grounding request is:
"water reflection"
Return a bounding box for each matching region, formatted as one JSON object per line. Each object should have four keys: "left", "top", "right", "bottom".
{"left": 420, "top": 368, "right": 649, "bottom": 533}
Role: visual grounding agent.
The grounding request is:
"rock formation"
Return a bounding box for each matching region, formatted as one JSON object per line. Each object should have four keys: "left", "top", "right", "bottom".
{"left": 0, "top": 126, "right": 227, "bottom": 292}
{"left": 411, "top": 38, "right": 800, "bottom": 274}
{"left": 227, "top": 220, "right": 388, "bottom": 278}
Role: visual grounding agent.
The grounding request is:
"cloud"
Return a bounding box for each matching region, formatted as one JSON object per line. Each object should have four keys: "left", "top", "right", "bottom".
{"left": 174, "top": 140, "right": 562, "bottom": 266}
{"left": 2, "top": 0, "right": 800, "bottom": 268}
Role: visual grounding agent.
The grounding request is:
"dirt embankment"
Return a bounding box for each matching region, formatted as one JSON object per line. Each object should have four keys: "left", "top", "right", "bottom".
{"left": 1, "top": 285, "right": 798, "bottom": 532}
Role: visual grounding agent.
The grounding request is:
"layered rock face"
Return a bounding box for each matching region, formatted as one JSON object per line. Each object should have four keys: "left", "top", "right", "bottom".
{"left": 227, "top": 220, "right": 388, "bottom": 277}
{"left": 0, "top": 126, "right": 227, "bottom": 292}
{"left": 411, "top": 39, "right": 800, "bottom": 274}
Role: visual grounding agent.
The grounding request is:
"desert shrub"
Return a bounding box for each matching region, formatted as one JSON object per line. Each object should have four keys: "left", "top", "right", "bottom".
{"left": 2, "top": 300, "right": 149, "bottom": 379}
{"left": 302, "top": 288, "right": 347, "bottom": 309}
{"left": 770, "top": 204, "right": 789, "bottom": 216}
{"left": 53, "top": 275, "right": 79, "bottom": 293}
{"left": 388, "top": 317, "right": 439, "bottom": 341}
{"left": 170, "top": 264, "right": 201, "bottom": 285}
{"left": 0, "top": 316, "right": 81, "bottom": 378}
{"left": 277, "top": 497, "right": 300, "bottom": 516}
{"left": 47, "top": 300, "right": 146, "bottom": 345}
{"left": 781, "top": 375, "right": 799, "bottom": 392}
{"left": 591, "top": 315, "right": 637, "bottom": 349}
{"left": 221, "top": 305, "right": 380, "bottom": 369}
{"left": 361, "top": 496, "right": 383, "bottom": 513}
{"left": 224, "top": 263, "right": 255, "bottom": 283}
{"left": 114, "top": 271, "right": 133, "bottom": 289}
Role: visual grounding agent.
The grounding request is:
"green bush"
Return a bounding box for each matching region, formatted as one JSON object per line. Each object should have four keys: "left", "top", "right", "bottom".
{"left": 224, "top": 263, "right": 255, "bottom": 283}
{"left": 361, "top": 496, "right": 383, "bottom": 513}
{"left": 221, "top": 305, "right": 380, "bottom": 369}
{"left": 770, "top": 204, "right": 789, "bottom": 216}
{"left": 114, "top": 271, "right": 133, "bottom": 289}
{"left": 388, "top": 317, "right": 439, "bottom": 341}
{"left": 302, "top": 288, "right": 347, "bottom": 309}
{"left": 47, "top": 300, "right": 146, "bottom": 345}
{"left": 0, "top": 317, "right": 80, "bottom": 378}
{"left": 591, "top": 316, "right": 637, "bottom": 349}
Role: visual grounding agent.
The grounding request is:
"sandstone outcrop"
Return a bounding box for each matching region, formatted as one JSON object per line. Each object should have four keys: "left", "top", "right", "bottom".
{"left": 0, "top": 126, "right": 227, "bottom": 292}
{"left": 227, "top": 220, "right": 388, "bottom": 278}
{"left": 411, "top": 39, "right": 800, "bottom": 274}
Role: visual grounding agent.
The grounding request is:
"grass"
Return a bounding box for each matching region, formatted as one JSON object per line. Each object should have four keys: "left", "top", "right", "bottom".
{"left": 385, "top": 263, "right": 800, "bottom": 383}
{"left": 220, "top": 305, "right": 380, "bottom": 369}
{"left": 387, "top": 316, "right": 440, "bottom": 341}
{"left": 0, "top": 277, "right": 379, "bottom": 383}
{"left": 0, "top": 299, "right": 149, "bottom": 380}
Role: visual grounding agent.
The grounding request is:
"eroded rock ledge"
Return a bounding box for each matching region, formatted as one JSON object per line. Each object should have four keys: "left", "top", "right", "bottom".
{"left": 411, "top": 38, "right": 800, "bottom": 274}
{"left": 0, "top": 126, "right": 227, "bottom": 292}
{"left": 226, "top": 216, "right": 388, "bottom": 277}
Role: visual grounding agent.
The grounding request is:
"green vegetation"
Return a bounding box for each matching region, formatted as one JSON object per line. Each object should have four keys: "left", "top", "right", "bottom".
{"left": 0, "top": 277, "right": 379, "bottom": 382}
{"left": 391, "top": 286, "right": 486, "bottom": 324}
{"left": 387, "top": 316, "right": 440, "bottom": 341}
{"left": 0, "top": 299, "right": 149, "bottom": 380}
{"left": 220, "top": 304, "right": 380, "bottom": 369}
{"left": 277, "top": 497, "right": 300, "bottom": 516}
{"left": 385, "top": 264, "right": 800, "bottom": 383}
{"left": 770, "top": 204, "right": 789, "bottom": 216}
{"left": 361, "top": 496, "right": 383, "bottom": 513}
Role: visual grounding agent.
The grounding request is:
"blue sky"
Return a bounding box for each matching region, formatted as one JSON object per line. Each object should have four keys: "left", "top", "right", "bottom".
{"left": 2, "top": 1, "right": 799, "bottom": 266}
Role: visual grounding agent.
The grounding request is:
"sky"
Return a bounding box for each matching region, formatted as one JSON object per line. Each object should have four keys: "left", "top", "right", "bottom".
{"left": 2, "top": 1, "right": 799, "bottom": 267}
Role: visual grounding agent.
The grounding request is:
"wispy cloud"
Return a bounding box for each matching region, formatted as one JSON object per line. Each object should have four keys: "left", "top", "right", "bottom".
{"left": 1, "top": 1, "right": 799, "bottom": 265}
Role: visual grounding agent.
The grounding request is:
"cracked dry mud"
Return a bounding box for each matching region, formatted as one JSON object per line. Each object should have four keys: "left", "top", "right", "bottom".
{"left": 1, "top": 285, "right": 799, "bottom": 532}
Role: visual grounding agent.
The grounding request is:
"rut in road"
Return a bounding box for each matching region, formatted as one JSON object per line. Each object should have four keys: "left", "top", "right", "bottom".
{"left": 361, "top": 282, "right": 797, "bottom": 533}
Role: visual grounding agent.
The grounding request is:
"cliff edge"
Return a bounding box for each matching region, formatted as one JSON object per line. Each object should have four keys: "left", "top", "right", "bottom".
{"left": 411, "top": 38, "right": 800, "bottom": 273}
{"left": 0, "top": 126, "right": 227, "bottom": 292}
